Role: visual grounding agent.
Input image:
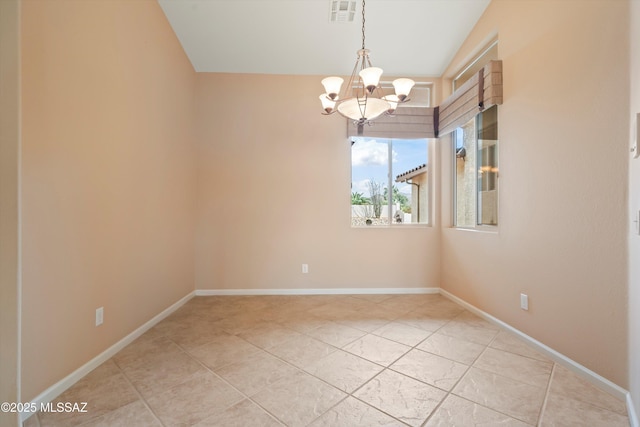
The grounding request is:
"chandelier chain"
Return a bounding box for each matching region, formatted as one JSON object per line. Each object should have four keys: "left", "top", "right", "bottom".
{"left": 361, "top": 0, "right": 366, "bottom": 50}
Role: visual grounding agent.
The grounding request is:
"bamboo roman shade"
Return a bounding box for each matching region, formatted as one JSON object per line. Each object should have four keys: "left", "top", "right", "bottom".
{"left": 346, "top": 107, "right": 436, "bottom": 139}
{"left": 344, "top": 60, "right": 502, "bottom": 139}
{"left": 481, "top": 60, "right": 503, "bottom": 110}
{"left": 437, "top": 60, "right": 503, "bottom": 136}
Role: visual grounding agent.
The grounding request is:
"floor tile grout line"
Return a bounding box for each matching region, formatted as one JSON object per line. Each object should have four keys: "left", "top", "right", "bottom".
{"left": 244, "top": 310, "right": 416, "bottom": 425}
{"left": 486, "top": 336, "right": 556, "bottom": 365}
{"left": 341, "top": 367, "right": 416, "bottom": 427}
{"left": 334, "top": 313, "right": 468, "bottom": 427}
{"left": 196, "top": 296, "right": 629, "bottom": 425}
{"left": 467, "top": 330, "right": 547, "bottom": 426}
{"left": 36, "top": 359, "right": 168, "bottom": 427}
{"left": 537, "top": 362, "right": 557, "bottom": 426}
{"left": 301, "top": 320, "right": 369, "bottom": 349}
{"left": 348, "top": 394, "right": 414, "bottom": 427}
{"left": 153, "top": 297, "right": 490, "bottom": 425}
{"left": 421, "top": 323, "right": 553, "bottom": 426}
{"left": 111, "top": 363, "right": 168, "bottom": 427}
{"left": 425, "top": 393, "right": 539, "bottom": 427}
{"left": 467, "top": 360, "right": 553, "bottom": 391}
{"left": 444, "top": 329, "right": 552, "bottom": 427}
{"left": 192, "top": 301, "right": 438, "bottom": 425}
{"left": 168, "top": 312, "right": 413, "bottom": 427}
{"left": 536, "top": 365, "right": 630, "bottom": 423}
{"left": 305, "top": 304, "right": 436, "bottom": 425}
{"left": 420, "top": 335, "right": 495, "bottom": 427}
{"left": 461, "top": 366, "right": 560, "bottom": 425}
{"left": 170, "top": 335, "right": 288, "bottom": 426}
{"left": 322, "top": 303, "right": 495, "bottom": 425}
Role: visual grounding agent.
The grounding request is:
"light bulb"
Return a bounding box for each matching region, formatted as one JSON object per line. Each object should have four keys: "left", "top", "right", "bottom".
{"left": 359, "top": 67, "right": 383, "bottom": 93}
{"left": 393, "top": 78, "right": 415, "bottom": 102}
{"left": 383, "top": 95, "right": 399, "bottom": 114}
{"left": 321, "top": 77, "right": 344, "bottom": 100}
{"left": 319, "top": 94, "right": 336, "bottom": 114}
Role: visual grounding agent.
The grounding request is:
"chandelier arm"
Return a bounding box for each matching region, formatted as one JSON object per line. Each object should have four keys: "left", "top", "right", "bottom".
{"left": 364, "top": 53, "right": 373, "bottom": 69}
{"left": 339, "top": 57, "right": 363, "bottom": 102}
{"left": 372, "top": 84, "right": 386, "bottom": 100}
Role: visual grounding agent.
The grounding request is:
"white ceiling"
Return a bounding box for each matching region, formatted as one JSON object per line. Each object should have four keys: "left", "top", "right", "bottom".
{"left": 158, "top": 0, "right": 491, "bottom": 77}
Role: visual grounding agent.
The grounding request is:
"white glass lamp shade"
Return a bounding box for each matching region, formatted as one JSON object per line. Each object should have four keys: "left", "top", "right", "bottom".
{"left": 359, "top": 67, "right": 383, "bottom": 93}
{"left": 383, "top": 95, "right": 400, "bottom": 114}
{"left": 319, "top": 94, "right": 336, "bottom": 114}
{"left": 337, "top": 97, "right": 390, "bottom": 121}
{"left": 392, "top": 78, "right": 415, "bottom": 101}
{"left": 321, "top": 76, "right": 344, "bottom": 100}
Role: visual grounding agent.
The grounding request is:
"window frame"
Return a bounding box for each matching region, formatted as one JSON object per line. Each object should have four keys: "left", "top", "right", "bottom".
{"left": 476, "top": 107, "right": 499, "bottom": 227}
{"left": 452, "top": 106, "right": 499, "bottom": 231}
{"left": 452, "top": 40, "right": 499, "bottom": 92}
{"left": 350, "top": 137, "right": 431, "bottom": 228}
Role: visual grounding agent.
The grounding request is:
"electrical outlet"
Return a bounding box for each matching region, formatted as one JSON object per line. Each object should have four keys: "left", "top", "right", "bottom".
{"left": 520, "top": 294, "right": 529, "bottom": 311}
{"left": 302, "top": 264, "right": 309, "bottom": 274}
{"left": 95, "top": 307, "right": 104, "bottom": 326}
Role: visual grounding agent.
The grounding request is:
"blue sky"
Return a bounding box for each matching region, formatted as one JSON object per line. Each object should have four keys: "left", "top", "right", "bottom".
{"left": 351, "top": 138, "right": 428, "bottom": 198}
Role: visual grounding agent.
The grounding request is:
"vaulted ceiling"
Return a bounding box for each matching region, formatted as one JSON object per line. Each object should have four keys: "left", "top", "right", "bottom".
{"left": 158, "top": 0, "right": 491, "bottom": 77}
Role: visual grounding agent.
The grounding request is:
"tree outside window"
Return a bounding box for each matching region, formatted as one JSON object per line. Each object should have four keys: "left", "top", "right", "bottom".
{"left": 351, "top": 138, "right": 428, "bottom": 227}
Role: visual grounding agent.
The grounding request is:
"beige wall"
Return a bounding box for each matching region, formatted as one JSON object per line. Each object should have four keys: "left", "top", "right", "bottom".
{"left": 194, "top": 73, "right": 440, "bottom": 291}
{"left": 629, "top": 0, "right": 640, "bottom": 418}
{"left": 15, "top": 0, "right": 637, "bottom": 408}
{"left": 1, "top": 1, "right": 21, "bottom": 425}
{"left": 440, "top": 0, "right": 629, "bottom": 386}
{"left": 20, "top": 0, "right": 197, "bottom": 400}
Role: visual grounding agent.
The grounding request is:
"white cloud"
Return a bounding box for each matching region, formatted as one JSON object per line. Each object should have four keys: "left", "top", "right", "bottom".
{"left": 398, "top": 183, "right": 412, "bottom": 195}
{"left": 352, "top": 179, "right": 371, "bottom": 195}
{"left": 352, "top": 139, "right": 397, "bottom": 166}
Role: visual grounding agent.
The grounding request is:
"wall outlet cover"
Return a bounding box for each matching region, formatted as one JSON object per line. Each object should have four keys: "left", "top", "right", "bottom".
{"left": 95, "top": 307, "right": 104, "bottom": 326}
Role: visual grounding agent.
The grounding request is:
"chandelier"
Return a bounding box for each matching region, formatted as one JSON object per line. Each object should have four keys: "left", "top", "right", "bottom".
{"left": 319, "top": 0, "right": 415, "bottom": 135}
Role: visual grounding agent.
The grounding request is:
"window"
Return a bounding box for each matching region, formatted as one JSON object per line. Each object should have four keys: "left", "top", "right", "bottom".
{"left": 351, "top": 138, "right": 429, "bottom": 227}
{"left": 454, "top": 106, "right": 498, "bottom": 227}
{"left": 453, "top": 40, "right": 498, "bottom": 91}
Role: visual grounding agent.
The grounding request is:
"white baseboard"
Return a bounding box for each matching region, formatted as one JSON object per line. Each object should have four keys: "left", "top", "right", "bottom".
{"left": 20, "top": 291, "right": 195, "bottom": 423}
{"left": 195, "top": 287, "right": 440, "bottom": 296}
{"left": 629, "top": 392, "right": 639, "bottom": 427}
{"left": 21, "top": 286, "right": 637, "bottom": 426}
{"left": 439, "top": 289, "right": 628, "bottom": 402}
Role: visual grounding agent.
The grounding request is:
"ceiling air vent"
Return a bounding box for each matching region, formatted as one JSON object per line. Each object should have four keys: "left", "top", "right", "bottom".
{"left": 329, "top": 0, "right": 356, "bottom": 23}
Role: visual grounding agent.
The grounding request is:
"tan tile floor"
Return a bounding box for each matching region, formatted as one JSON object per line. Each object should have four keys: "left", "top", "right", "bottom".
{"left": 24, "top": 294, "right": 630, "bottom": 427}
